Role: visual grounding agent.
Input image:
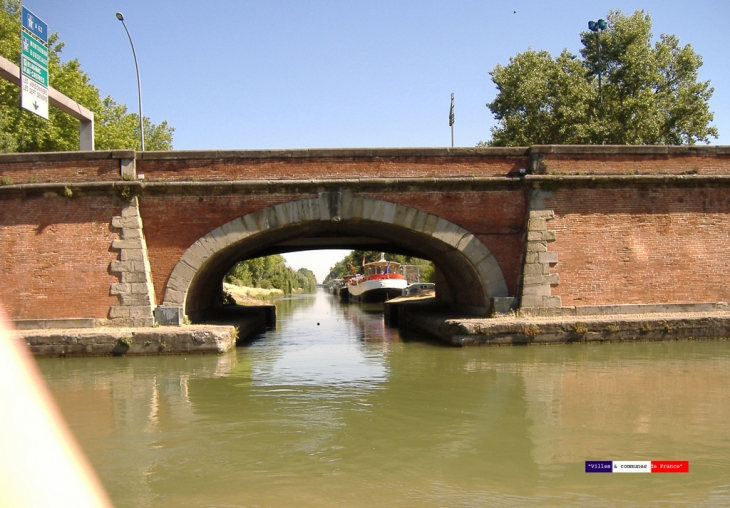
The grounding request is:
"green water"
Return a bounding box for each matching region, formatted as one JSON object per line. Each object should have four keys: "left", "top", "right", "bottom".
{"left": 38, "top": 289, "right": 730, "bottom": 507}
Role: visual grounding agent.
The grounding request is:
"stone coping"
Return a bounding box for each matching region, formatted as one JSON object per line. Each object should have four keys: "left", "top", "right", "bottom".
{"left": 3, "top": 174, "right": 730, "bottom": 198}
{"left": 3, "top": 145, "right": 729, "bottom": 165}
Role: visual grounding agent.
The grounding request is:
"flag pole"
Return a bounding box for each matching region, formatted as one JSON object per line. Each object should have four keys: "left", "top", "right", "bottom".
{"left": 449, "top": 93, "right": 454, "bottom": 148}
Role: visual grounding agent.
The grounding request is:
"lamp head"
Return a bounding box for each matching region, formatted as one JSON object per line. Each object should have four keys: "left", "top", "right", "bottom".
{"left": 115, "top": 12, "right": 124, "bottom": 21}
{"left": 588, "top": 20, "right": 597, "bottom": 31}
{"left": 597, "top": 19, "right": 607, "bottom": 30}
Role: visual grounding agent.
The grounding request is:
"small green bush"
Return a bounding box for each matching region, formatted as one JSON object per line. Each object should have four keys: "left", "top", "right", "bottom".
{"left": 523, "top": 324, "right": 541, "bottom": 338}
{"left": 572, "top": 322, "right": 589, "bottom": 335}
{"left": 222, "top": 289, "right": 236, "bottom": 306}
{"left": 0, "top": 176, "right": 13, "bottom": 185}
{"left": 116, "top": 337, "right": 133, "bottom": 348}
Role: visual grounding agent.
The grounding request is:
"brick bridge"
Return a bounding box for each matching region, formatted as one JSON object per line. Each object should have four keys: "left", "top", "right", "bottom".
{"left": 1, "top": 146, "right": 729, "bottom": 328}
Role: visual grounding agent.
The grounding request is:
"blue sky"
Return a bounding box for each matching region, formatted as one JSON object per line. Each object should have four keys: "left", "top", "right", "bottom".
{"left": 21, "top": 1, "right": 730, "bottom": 281}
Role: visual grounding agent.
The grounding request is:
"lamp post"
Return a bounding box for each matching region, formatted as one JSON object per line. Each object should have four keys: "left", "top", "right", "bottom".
{"left": 588, "top": 19, "right": 607, "bottom": 108}
{"left": 116, "top": 12, "right": 144, "bottom": 151}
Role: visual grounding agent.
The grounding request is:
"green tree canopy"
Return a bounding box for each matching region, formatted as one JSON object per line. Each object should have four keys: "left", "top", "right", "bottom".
{"left": 225, "top": 255, "right": 316, "bottom": 294}
{"left": 0, "top": 0, "right": 173, "bottom": 152}
{"left": 484, "top": 10, "right": 717, "bottom": 146}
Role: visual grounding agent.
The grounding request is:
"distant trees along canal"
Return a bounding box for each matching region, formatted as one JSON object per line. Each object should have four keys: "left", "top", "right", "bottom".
{"left": 225, "top": 254, "right": 316, "bottom": 294}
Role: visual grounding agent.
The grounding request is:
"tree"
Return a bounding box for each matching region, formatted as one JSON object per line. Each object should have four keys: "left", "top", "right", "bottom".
{"left": 484, "top": 10, "right": 717, "bottom": 146}
{"left": 225, "top": 255, "right": 316, "bottom": 294}
{"left": 0, "top": 0, "right": 174, "bottom": 152}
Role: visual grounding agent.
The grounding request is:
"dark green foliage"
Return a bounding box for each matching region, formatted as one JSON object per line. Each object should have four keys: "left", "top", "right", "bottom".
{"left": 323, "top": 250, "right": 434, "bottom": 284}
{"left": 484, "top": 10, "right": 717, "bottom": 146}
{"left": 225, "top": 254, "right": 316, "bottom": 294}
{"left": 0, "top": 1, "right": 174, "bottom": 152}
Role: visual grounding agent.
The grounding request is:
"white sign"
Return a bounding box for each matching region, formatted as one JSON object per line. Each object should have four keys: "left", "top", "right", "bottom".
{"left": 21, "top": 74, "right": 48, "bottom": 119}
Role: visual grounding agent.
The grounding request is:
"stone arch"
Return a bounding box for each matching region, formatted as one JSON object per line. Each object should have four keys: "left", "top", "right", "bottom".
{"left": 161, "top": 192, "right": 508, "bottom": 318}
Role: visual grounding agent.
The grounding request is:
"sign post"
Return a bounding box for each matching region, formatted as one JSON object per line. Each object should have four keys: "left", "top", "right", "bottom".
{"left": 20, "top": 6, "right": 49, "bottom": 119}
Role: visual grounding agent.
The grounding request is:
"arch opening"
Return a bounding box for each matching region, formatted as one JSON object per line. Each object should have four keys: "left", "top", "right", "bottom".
{"left": 162, "top": 195, "right": 509, "bottom": 321}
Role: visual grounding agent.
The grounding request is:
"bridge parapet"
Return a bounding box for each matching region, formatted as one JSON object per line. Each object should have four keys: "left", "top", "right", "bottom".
{"left": 2, "top": 146, "right": 730, "bottom": 328}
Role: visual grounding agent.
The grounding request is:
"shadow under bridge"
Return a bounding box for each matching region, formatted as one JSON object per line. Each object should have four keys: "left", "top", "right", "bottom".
{"left": 161, "top": 193, "right": 510, "bottom": 321}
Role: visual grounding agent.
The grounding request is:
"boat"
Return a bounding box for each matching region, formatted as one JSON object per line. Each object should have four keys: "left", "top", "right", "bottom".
{"left": 401, "top": 282, "right": 435, "bottom": 297}
{"left": 347, "top": 254, "right": 409, "bottom": 303}
{"left": 328, "top": 279, "right": 342, "bottom": 296}
{"left": 338, "top": 274, "right": 360, "bottom": 300}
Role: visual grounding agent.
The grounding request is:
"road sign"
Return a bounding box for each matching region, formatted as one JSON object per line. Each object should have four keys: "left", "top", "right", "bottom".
{"left": 22, "top": 6, "right": 47, "bottom": 43}
{"left": 20, "top": 5, "right": 48, "bottom": 119}
{"left": 21, "top": 32, "right": 48, "bottom": 86}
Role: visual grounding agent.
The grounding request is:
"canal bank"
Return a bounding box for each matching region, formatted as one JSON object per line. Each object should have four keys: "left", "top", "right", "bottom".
{"left": 15, "top": 299, "right": 730, "bottom": 356}
{"left": 14, "top": 303, "right": 275, "bottom": 357}
{"left": 17, "top": 325, "right": 238, "bottom": 357}
{"left": 388, "top": 299, "right": 730, "bottom": 346}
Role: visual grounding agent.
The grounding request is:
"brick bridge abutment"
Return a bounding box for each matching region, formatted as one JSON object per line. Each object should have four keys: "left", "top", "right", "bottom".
{"left": 1, "top": 146, "right": 729, "bottom": 330}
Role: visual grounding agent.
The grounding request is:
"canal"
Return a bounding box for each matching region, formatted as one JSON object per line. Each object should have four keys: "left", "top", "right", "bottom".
{"left": 38, "top": 288, "right": 730, "bottom": 507}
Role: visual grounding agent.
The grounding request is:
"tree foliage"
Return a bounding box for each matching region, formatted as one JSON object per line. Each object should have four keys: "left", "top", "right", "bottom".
{"left": 225, "top": 255, "right": 316, "bottom": 294}
{"left": 323, "top": 251, "right": 434, "bottom": 284}
{"left": 484, "top": 10, "right": 717, "bottom": 146}
{"left": 0, "top": 0, "right": 173, "bottom": 152}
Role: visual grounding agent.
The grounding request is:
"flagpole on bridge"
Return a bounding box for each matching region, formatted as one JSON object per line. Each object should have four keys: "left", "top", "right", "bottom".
{"left": 449, "top": 93, "right": 454, "bottom": 148}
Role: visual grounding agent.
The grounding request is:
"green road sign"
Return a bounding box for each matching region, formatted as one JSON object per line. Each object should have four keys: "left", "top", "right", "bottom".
{"left": 21, "top": 31, "right": 48, "bottom": 69}
{"left": 21, "top": 55, "right": 48, "bottom": 87}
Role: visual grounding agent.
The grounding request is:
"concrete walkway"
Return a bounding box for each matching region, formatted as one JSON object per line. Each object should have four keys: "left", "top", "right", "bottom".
{"left": 16, "top": 325, "right": 237, "bottom": 357}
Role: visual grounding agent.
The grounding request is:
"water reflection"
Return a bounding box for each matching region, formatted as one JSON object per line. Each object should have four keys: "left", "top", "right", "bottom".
{"left": 245, "top": 292, "right": 394, "bottom": 387}
{"left": 35, "top": 291, "right": 730, "bottom": 507}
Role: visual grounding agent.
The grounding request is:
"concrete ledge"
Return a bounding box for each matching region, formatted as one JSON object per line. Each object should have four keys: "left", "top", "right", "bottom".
{"left": 391, "top": 301, "right": 730, "bottom": 347}
{"left": 530, "top": 145, "right": 730, "bottom": 156}
{"left": 12, "top": 318, "right": 95, "bottom": 330}
{"left": 3, "top": 146, "right": 730, "bottom": 165}
{"left": 16, "top": 325, "right": 237, "bottom": 357}
{"left": 0, "top": 149, "right": 134, "bottom": 163}
{"left": 135, "top": 147, "right": 530, "bottom": 160}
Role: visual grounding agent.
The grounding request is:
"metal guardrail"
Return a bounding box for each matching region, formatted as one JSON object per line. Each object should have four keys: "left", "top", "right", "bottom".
{"left": 0, "top": 54, "right": 94, "bottom": 150}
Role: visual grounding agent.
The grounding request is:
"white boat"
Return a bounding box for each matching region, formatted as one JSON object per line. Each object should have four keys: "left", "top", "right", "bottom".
{"left": 347, "top": 254, "right": 409, "bottom": 303}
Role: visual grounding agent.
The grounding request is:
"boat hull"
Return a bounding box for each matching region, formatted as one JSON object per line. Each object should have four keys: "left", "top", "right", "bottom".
{"left": 348, "top": 278, "right": 408, "bottom": 303}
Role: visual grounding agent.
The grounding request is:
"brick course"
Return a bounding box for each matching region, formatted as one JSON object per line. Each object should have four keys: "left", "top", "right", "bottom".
{"left": 0, "top": 157, "right": 119, "bottom": 183}
{"left": 136, "top": 155, "right": 528, "bottom": 181}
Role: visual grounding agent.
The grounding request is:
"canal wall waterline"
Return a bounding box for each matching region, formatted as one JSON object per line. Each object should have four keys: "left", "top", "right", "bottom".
{"left": 390, "top": 302, "right": 730, "bottom": 346}
{"left": 16, "top": 325, "right": 238, "bottom": 357}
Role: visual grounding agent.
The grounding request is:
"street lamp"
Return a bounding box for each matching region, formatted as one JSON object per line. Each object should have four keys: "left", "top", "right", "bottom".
{"left": 116, "top": 12, "right": 145, "bottom": 151}
{"left": 588, "top": 19, "right": 607, "bottom": 108}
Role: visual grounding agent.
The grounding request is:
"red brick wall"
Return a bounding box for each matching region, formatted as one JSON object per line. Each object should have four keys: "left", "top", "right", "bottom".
{"left": 546, "top": 187, "right": 730, "bottom": 305}
{"left": 0, "top": 158, "right": 119, "bottom": 183}
{"left": 137, "top": 156, "right": 528, "bottom": 181}
{"left": 541, "top": 154, "right": 730, "bottom": 176}
{"left": 0, "top": 196, "right": 122, "bottom": 319}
